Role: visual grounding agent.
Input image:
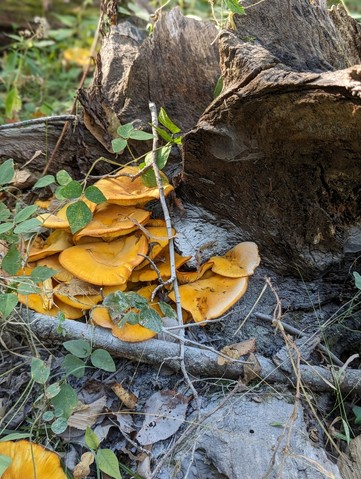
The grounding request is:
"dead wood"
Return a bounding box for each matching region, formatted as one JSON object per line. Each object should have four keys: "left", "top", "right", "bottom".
{"left": 182, "top": 0, "right": 361, "bottom": 278}
{"left": 25, "top": 313, "right": 361, "bottom": 395}
{"left": 0, "top": 120, "right": 115, "bottom": 177}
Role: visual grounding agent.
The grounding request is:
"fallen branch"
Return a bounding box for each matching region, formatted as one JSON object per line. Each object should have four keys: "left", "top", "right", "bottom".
{"left": 23, "top": 313, "right": 361, "bottom": 395}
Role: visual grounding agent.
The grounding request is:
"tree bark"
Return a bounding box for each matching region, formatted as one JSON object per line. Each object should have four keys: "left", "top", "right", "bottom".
{"left": 181, "top": 0, "right": 361, "bottom": 278}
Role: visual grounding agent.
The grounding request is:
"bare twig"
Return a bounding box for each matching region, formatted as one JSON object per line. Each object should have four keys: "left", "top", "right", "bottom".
{"left": 0, "top": 116, "right": 77, "bottom": 130}
{"left": 148, "top": 102, "right": 200, "bottom": 413}
{"left": 255, "top": 312, "right": 344, "bottom": 367}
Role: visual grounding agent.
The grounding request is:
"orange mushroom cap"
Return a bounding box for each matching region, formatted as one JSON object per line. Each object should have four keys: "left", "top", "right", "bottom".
{"left": 169, "top": 272, "right": 249, "bottom": 323}
{"left": 210, "top": 242, "right": 260, "bottom": 278}
{"left": 36, "top": 254, "right": 74, "bottom": 283}
{"left": 0, "top": 440, "right": 67, "bottom": 479}
{"left": 18, "top": 292, "right": 83, "bottom": 319}
{"left": 28, "top": 230, "right": 73, "bottom": 262}
{"left": 130, "top": 250, "right": 191, "bottom": 282}
{"left": 94, "top": 166, "right": 173, "bottom": 206}
{"left": 176, "top": 260, "right": 214, "bottom": 285}
{"left": 73, "top": 203, "right": 151, "bottom": 243}
{"left": 36, "top": 197, "right": 96, "bottom": 230}
{"left": 58, "top": 233, "right": 148, "bottom": 286}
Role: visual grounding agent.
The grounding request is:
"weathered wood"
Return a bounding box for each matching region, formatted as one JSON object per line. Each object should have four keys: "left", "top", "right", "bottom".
{"left": 0, "top": 120, "right": 115, "bottom": 178}
{"left": 80, "top": 8, "right": 220, "bottom": 158}
{"left": 181, "top": 0, "right": 361, "bottom": 278}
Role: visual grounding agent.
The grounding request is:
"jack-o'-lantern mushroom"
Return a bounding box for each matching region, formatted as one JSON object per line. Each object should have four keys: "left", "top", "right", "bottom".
{"left": 58, "top": 233, "right": 148, "bottom": 286}
{"left": 210, "top": 242, "right": 260, "bottom": 278}
{"left": 0, "top": 440, "right": 67, "bottom": 479}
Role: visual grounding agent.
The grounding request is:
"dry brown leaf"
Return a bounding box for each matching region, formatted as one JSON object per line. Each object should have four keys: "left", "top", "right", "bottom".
{"left": 73, "top": 451, "right": 94, "bottom": 479}
{"left": 67, "top": 396, "right": 106, "bottom": 430}
{"left": 338, "top": 435, "right": 361, "bottom": 479}
{"left": 217, "top": 338, "right": 256, "bottom": 366}
{"left": 11, "top": 169, "right": 35, "bottom": 189}
{"left": 111, "top": 383, "right": 137, "bottom": 410}
{"left": 243, "top": 353, "right": 261, "bottom": 385}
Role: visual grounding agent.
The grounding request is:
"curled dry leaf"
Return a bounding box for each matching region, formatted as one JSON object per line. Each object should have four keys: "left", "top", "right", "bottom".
{"left": 217, "top": 338, "right": 257, "bottom": 366}
{"left": 67, "top": 396, "right": 106, "bottom": 430}
{"left": 73, "top": 451, "right": 95, "bottom": 479}
{"left": 111, "top": 383, "right": 138, "bottom": 410}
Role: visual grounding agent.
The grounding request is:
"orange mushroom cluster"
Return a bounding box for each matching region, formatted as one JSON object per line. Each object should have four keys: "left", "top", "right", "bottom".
{"left": 18, "top": 166, "right": 260, "bottom": 342}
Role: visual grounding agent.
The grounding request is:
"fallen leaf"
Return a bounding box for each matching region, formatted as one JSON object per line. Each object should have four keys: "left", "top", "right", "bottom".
{"left": 338, "top": 435, "right": 361, "bottom": 479}
{"left": 111, "top": 383, "right": 137, "bottom": 410}
{"left": 11, "top": 169, "right": 35, "bottom": 189}
{"left": 68, "top": 396, "right": 106, "bottom": 430}
{"left": 243, "top": 353, "right": 261, "bottom": 385}
{"left": 136, "top": 390, "right": 191, "bottom": 446}
{"left": 73, "top": 451, "right": 94, "bottom": 479}
{"left": 218, "top": 338, "right": 256, "bottom": 366}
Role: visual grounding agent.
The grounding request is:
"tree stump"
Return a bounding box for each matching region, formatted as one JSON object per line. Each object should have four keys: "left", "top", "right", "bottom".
{"left": 181, "top": 0, "right": 361, "bottom": 278}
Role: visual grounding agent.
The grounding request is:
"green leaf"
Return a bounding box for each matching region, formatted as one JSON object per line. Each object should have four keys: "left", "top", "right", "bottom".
{"left": 13, "top": 218, "right": 41, "bottom": 234}
{"left": 96, "top": 449, "right": 122, "bottom": 479}
{"left": 5, "top": 88, "right": 22, "bottom": 118}
{"left": 60, "top": 180, "right": 82, "bottom": 199}
{"left": 66, "top": 200, "right": 93, "bottom": 234}
{"left": 128, "top": 130, "right": 154, "bottom": 141}
{"left": 0, "top": 433, "right": 30, "bottom": 442}
{"left": 14, "top": 205, "right": 38, "bottom": 224}
{"left": 85, "top": 185, "right": 107, "bottom": 204}
{"left": 155, "top": 145, "right": 172, "bottom": 170}
{"left": 43, "top": 411, "right": 54, "bottom": 421}
{"left": 0, "top": 454, "right": 12, "bottom": 476}
{"left": 139, "top": 307, "right": 163, "bottom": 333}
{"left": 0, "top": 223, "right": 13, "bottom": 235}
{"left": 0, "top": 203, "right": 11, "bottom": 222}
{"left": 125, "top": 291, "right": 148, "bottom": 308}
{"left": 2, "top": 244, "right": 22, "bottom": 275}
{"left": 51, "top": 417, "right": 68, "bottom": 434}
{"left": 213, "top": 76, "right": 223, "bottom": 98}
{"left": 51, "top": 383, "right": 78, "bottom": 419}
{"left": 17, "top": 282, "right": 39, "bottom": 295}
{"left": 56, "top": 170, "right": 73, "bottom": 186}
{"left": 117, "top": 123, "right": 134, "bottom": 139}
{"left": 63, "top": 339, "right": 92, "bottom": 358}
{"left": 85, "top": 426, "right": 100, "bottom": 450}
{"left": 33, "top": 175, "right": 55, "bottom": 189}
{"left": 45, "top": 382, "right": 61, "bottom": 399}
{"left": 0, "top": 293, "right": 18, "bottom": 319}
{"left": 30, "top": 266, "right": 57, "bottom": 283}
{"left": 159, "top": 302, "right": 177, "bottom": 319}
{"left": 63, "top": 354, "right": 86, "bottom": 378}
{"left": 112, "top": 138, "right": 128, "bottom": 153}
{"left": 158, "top": 108, "right": 181, "bottom": 134}
{"left": 354, "top": 272, "right": 361, "bottom": 290}
{"left": 155, "top": 126, "right": 173, "bottom": 143}
{"left": 91, "top": 349, "right": 116, "bottom": 372}
{"left": 224, "top": 0, "right": 245, "bottom": 14}
{"left": 353, "top": 405, "right": 361, "bottom": 425}
{"left": 31, "top": 357, "right": 50, "bottom": 384}
{"left": 103, "top": 292, "right": 130, "bottom": 313}
{"left": 122, "top": 311, "right": 139, "bottom": 325}
{"left": 140, "top": 168, "right": 157, "bottom": 188}
{"left": 0, "top": 159, "right": 15, "bottom": 186}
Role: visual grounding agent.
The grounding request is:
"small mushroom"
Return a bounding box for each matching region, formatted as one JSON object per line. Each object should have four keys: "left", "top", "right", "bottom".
{"left": 94, "top": 166, "right": 174, "bottom": 206}
{"left": 169, "top": 272, "right": 249, "bottom": 323}
{"left": 36, "top": 197, "right": 96, "bottom": 229}
{"left": 176, "top": 260, "right": 214, "bottom": 285}
{"left": 73, "top": 203, "right": 151, "bottom": 243}
{"left": 210, "top": 242, "right": 260, "bottom": 278}
{"left": 58, "top": 233, "right": 148, "bottom": 286}
{"left": 18, "top": 292, "right": 83, "bottom": 319}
